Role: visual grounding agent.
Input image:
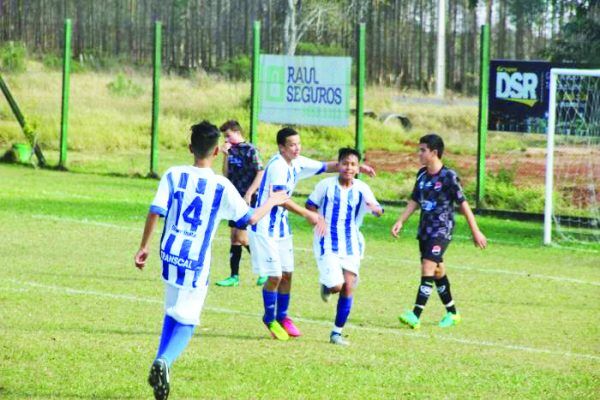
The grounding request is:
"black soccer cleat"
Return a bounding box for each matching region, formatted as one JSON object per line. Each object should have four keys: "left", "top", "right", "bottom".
{"left": 148, "top": 358, "right": 170, "bottom": 400}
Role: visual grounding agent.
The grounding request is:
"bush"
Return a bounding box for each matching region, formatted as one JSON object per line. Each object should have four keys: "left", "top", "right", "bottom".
{"left": 296, "top": 42, "right": 345, "bottom": 56}
{"left": 42, "top": 53, "right": 62, "bottom": 70}
{"left": 107, "top": 73, "right": 144, "bottom": 97}
{"left": 218, "top": 55, "right": 251, "bottom": 81}
{"left": 0, "top": 42, "right": 27, "bottom": 73}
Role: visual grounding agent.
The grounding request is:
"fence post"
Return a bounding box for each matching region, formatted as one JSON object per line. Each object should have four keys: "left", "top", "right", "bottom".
{"left": 149, "top": 21, "right": 162, "bottom": 178}
{"left": 59, "top": 18, "right": 72, "bottom": 169}
{"left": 250, "top": 21, "right": 261, "bottom": 145}
{"left": 476, "top": 23, "right": 490, "bottom": 209}
{"left": 355, "top": 23, "right": 366, "bottom": 158}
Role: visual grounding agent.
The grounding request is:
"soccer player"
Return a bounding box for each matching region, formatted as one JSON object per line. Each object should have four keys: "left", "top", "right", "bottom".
{"left": 214, "top": 120, "right": 267, "bottom": 287}
{"left": 134, "top": 121, "right": 288, "bottom": 400}
{"left": 305, "top": 147, "right": 383, "bottom": 346}
{"left": 250, "top": 127, "right": 376, "bottom": 341}
{"left": 391, "top": 134, "right": 487, "bottom": 329}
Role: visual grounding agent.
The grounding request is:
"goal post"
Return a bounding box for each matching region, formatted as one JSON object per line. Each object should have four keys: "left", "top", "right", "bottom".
{"left": 544, "top": 68, "right": 600, "bottom": 245}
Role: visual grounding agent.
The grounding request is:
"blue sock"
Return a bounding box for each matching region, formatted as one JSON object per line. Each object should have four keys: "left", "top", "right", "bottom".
{"left": 157, "top": 320, "right": 195, "bottom": 367}
{"left": 276, "top": 293, "right": 290, "bottom": 321}
{"left": 335, "top": 296, "right": 353, "bottom": 328}
{"left": 156, "top": 315, "right": 177, "bottom": 358}
{"left": 262, "top": 289, "right": 277, "bottom": 324}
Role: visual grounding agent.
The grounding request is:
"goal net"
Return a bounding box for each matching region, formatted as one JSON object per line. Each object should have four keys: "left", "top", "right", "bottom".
{"left": 544, "top": 68, "right": 600, "bottom": 245}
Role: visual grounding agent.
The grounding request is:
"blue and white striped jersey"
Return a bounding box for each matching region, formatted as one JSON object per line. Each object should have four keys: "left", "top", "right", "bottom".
{"left": 150, "top": 166, "right": 252, "bottom": 288}
{"left": 251, "top": 154, "right": 326, "bottom": 238}
{"left": 306, "top": 176, "right": 380, "bottom": 258}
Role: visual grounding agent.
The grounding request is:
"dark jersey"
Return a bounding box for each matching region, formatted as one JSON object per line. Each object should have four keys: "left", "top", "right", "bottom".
{"left": 410, "top": 166, "right": 466, "bottom": 241}
{"left": 226, "top": 142, "right": 264, "bottom": 196}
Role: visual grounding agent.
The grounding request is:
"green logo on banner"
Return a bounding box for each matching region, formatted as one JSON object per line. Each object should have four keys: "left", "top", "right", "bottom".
{"left": 265, "top": 66, "right": 285, "bottom": 102}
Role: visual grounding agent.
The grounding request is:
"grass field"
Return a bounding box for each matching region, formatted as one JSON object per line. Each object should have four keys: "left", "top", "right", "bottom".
{"left": 0, "top": 163, "right": 599, "bottom": 399}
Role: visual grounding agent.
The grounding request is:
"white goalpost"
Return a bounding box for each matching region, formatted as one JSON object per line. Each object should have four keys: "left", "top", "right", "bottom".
{"left": 544, "top": 68, "right": 600, "bottom": 245}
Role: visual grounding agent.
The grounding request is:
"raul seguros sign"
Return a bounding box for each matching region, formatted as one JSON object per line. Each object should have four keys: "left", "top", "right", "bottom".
{"left": 258, "top": 54, "right": 352, "bottom": 127}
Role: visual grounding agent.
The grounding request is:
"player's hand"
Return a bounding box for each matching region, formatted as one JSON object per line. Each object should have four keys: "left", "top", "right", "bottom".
{"left": 134, "top": 247, "right": 149, "bottom": 270}
{"left": 359, "top": 164, "right": 376, "bottom": 177}
{"left": 391, "top": 220, "right": 403, "bottom": 238}
{"left": 267, "top": 190, "right": 290, "bottom": 206}
{"left": 366, "top": 202, "right": 383, "bottom": 216}
{"left": 306, "top": 211, "right": 326, "bottom": 237}
{"left": 220, "top": 142, "right": 232, "bottom": 155}
{"left": 473, "top": 230, "right": 487, "bottom": 249}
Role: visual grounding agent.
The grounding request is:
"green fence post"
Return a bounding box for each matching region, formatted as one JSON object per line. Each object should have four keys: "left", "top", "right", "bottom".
{"left": 149, "top": 21, "right": 161, "bottom": 178}
{"left": 250, "top": 21, "right": 261, "bottom": 145}
{"left": 355, "top": 23, "right": 366, "bottom": 158}
{"left": 476, "top": 23, "right": 490, "bottom": 209}
{"left": 59, "top": 18, "right": 72, "bottom": 169}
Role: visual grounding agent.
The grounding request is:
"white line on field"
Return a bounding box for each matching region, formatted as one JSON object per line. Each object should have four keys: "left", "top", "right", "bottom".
{"left": 6, "top": 279, "right": 600, "bottom": 362}
{"left": 26, "top": 214, "right": 600, "bottom": 287}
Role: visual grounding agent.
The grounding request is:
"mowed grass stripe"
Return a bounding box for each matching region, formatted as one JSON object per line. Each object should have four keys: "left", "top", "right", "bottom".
{"left": 5, "top": 279, "right": 600, "bottom": 362}
{"left": 24, "top": 213, "right": 600, "bottom": 287}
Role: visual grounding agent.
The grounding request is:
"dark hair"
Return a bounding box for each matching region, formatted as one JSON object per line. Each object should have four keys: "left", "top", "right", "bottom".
{"left": 276, "top": 127, "right": 298, "bottom": 146}
{"left": 219, "top": 120, "right": 243, "bottom": 134}
{"left": 419, "top": 134, "right": 444, "bottom": 159}
{"left": 338, "top": 147, "right": 361, "bottom": 162}
{"left": 190, "top": 120, "right": 220, "bottom": 159}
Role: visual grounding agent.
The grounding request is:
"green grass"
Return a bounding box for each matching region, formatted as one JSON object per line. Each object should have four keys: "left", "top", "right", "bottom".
{"left": 0, "top": 163, "right": 599, "bottom": 399}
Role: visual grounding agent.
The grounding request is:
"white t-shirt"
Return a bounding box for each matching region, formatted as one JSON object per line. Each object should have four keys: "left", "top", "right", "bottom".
{"left": 150, "top": 166, "right": 252, "bottom": 288}
{"left": 306, "top": 176, "right": 380, "bottom": 258}
{"left": 251, "top": 153, "right": 326, "bottom": 238}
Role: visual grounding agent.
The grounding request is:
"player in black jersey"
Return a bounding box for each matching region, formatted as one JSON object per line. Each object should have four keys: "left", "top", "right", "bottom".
{"left": 391, "top": 134, "right": 487, "bottom": 329}
{"left": 215, "top": 120, "right": 267, "bottom": 287}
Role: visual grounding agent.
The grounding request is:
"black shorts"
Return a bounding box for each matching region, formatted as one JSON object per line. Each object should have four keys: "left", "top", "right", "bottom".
{"left": 419, "top": 238, "right": 450, "bottom": 264}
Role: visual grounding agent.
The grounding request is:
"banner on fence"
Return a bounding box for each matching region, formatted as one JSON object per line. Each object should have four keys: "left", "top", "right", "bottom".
{"left": 258, "top": 55, "right": 352, "bottom": 127}
{"left": 488, "top": 60, "right": 552, "bottom": 133}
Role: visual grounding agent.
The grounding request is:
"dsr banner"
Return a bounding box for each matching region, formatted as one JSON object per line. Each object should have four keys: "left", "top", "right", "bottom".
{"left": 488, "top": 60, "right": 551, "bottom": 133}
{"left": 258, "top": 54, "right": 352, "bottom": 127}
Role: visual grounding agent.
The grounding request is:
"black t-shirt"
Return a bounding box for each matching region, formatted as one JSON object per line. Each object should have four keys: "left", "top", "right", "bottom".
{"left": 410, "top": 166, "right": 466, "bottom": 241}
{"left": 226, "top": 142, "right": 264, "bottom": 196}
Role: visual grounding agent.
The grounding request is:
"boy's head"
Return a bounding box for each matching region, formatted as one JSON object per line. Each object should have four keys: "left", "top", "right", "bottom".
{"left": 418, "top": 134, "right": 444, "bottom": 164}
{"left": 219, "top": 120, "right": 244, "bottom": 145}
{"left": 190, "top": 120, "right": 220, "bottom": 159}
{"left": 277, "top": 127, "right": 301, "bottom": 160}
{"left": 338, "top": 147, "right": 361, "bottom": 180}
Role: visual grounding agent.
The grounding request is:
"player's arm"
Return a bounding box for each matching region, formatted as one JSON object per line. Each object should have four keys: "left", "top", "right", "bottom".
{"left": 366, "top": 202, "right": 384, "bottom": 217}
{"left": 134, "top": 212, "right": 160, "bottom": 270}
{"left": 220, "top": 143, "right": 231, "bottom": 177}
{"left": 243, "top": 169, "right": 265, "bottom": 204}
{"left": 391, "top": 200, "right": 419, "bottom": 238}
{"left": 284, "top": 199, "right": 326, "bottom": 236}
{"left": 247, "top": 189, "right": 289, "bottom": 225}
{"left": 322, "top": 160, "right": 376, "bottom": 177}
{"left": 459, "top": 201, "right": 487, "bottom": 249}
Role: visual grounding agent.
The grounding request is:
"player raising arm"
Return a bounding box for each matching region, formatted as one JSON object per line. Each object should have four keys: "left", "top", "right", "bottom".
{"left": 134, "top": 121, "right": 287, "bottom": 400}
{"left": 391, "top": 134, "right": 486, "bottom": 330}
{"left": 250, "top": 127, "right": 376, "bottom": 341}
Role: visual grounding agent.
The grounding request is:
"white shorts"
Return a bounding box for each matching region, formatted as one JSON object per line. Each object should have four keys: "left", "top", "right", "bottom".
{"left": 164, "top": 280, "right": 208, "bottom": 326}
{"left": 249, "top": 232, "right": 294, "bottom": 277}
{"left": 316, "top": 252, "right": 360, "bottom": 288}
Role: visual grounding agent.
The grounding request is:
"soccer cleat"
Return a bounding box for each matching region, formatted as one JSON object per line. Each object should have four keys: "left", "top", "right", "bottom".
{"left": 320, "top": 284, "right": 331, "bottom": 303}
{"left": 256, "top": 276, "right": 268, "bottom": 286}
{"left": 329, "top": 332, "right": 350, "bottom": 346}
{"left": 398, "top": 310, "right": 421, "bottom": 329}
{"left": 215, "top": 275, "right": 239, "bottom": 287}
{"left": 148, "top": 358, "right": 170, "bottom": 400}
{"left": 278, "top": 316, "right": 302, "bottom": 337}
{"left": 263, "top": 319, "right": 289, "bottom": 341}
{"left": 438, "top": 312, "right": 461, "bottom": 328}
